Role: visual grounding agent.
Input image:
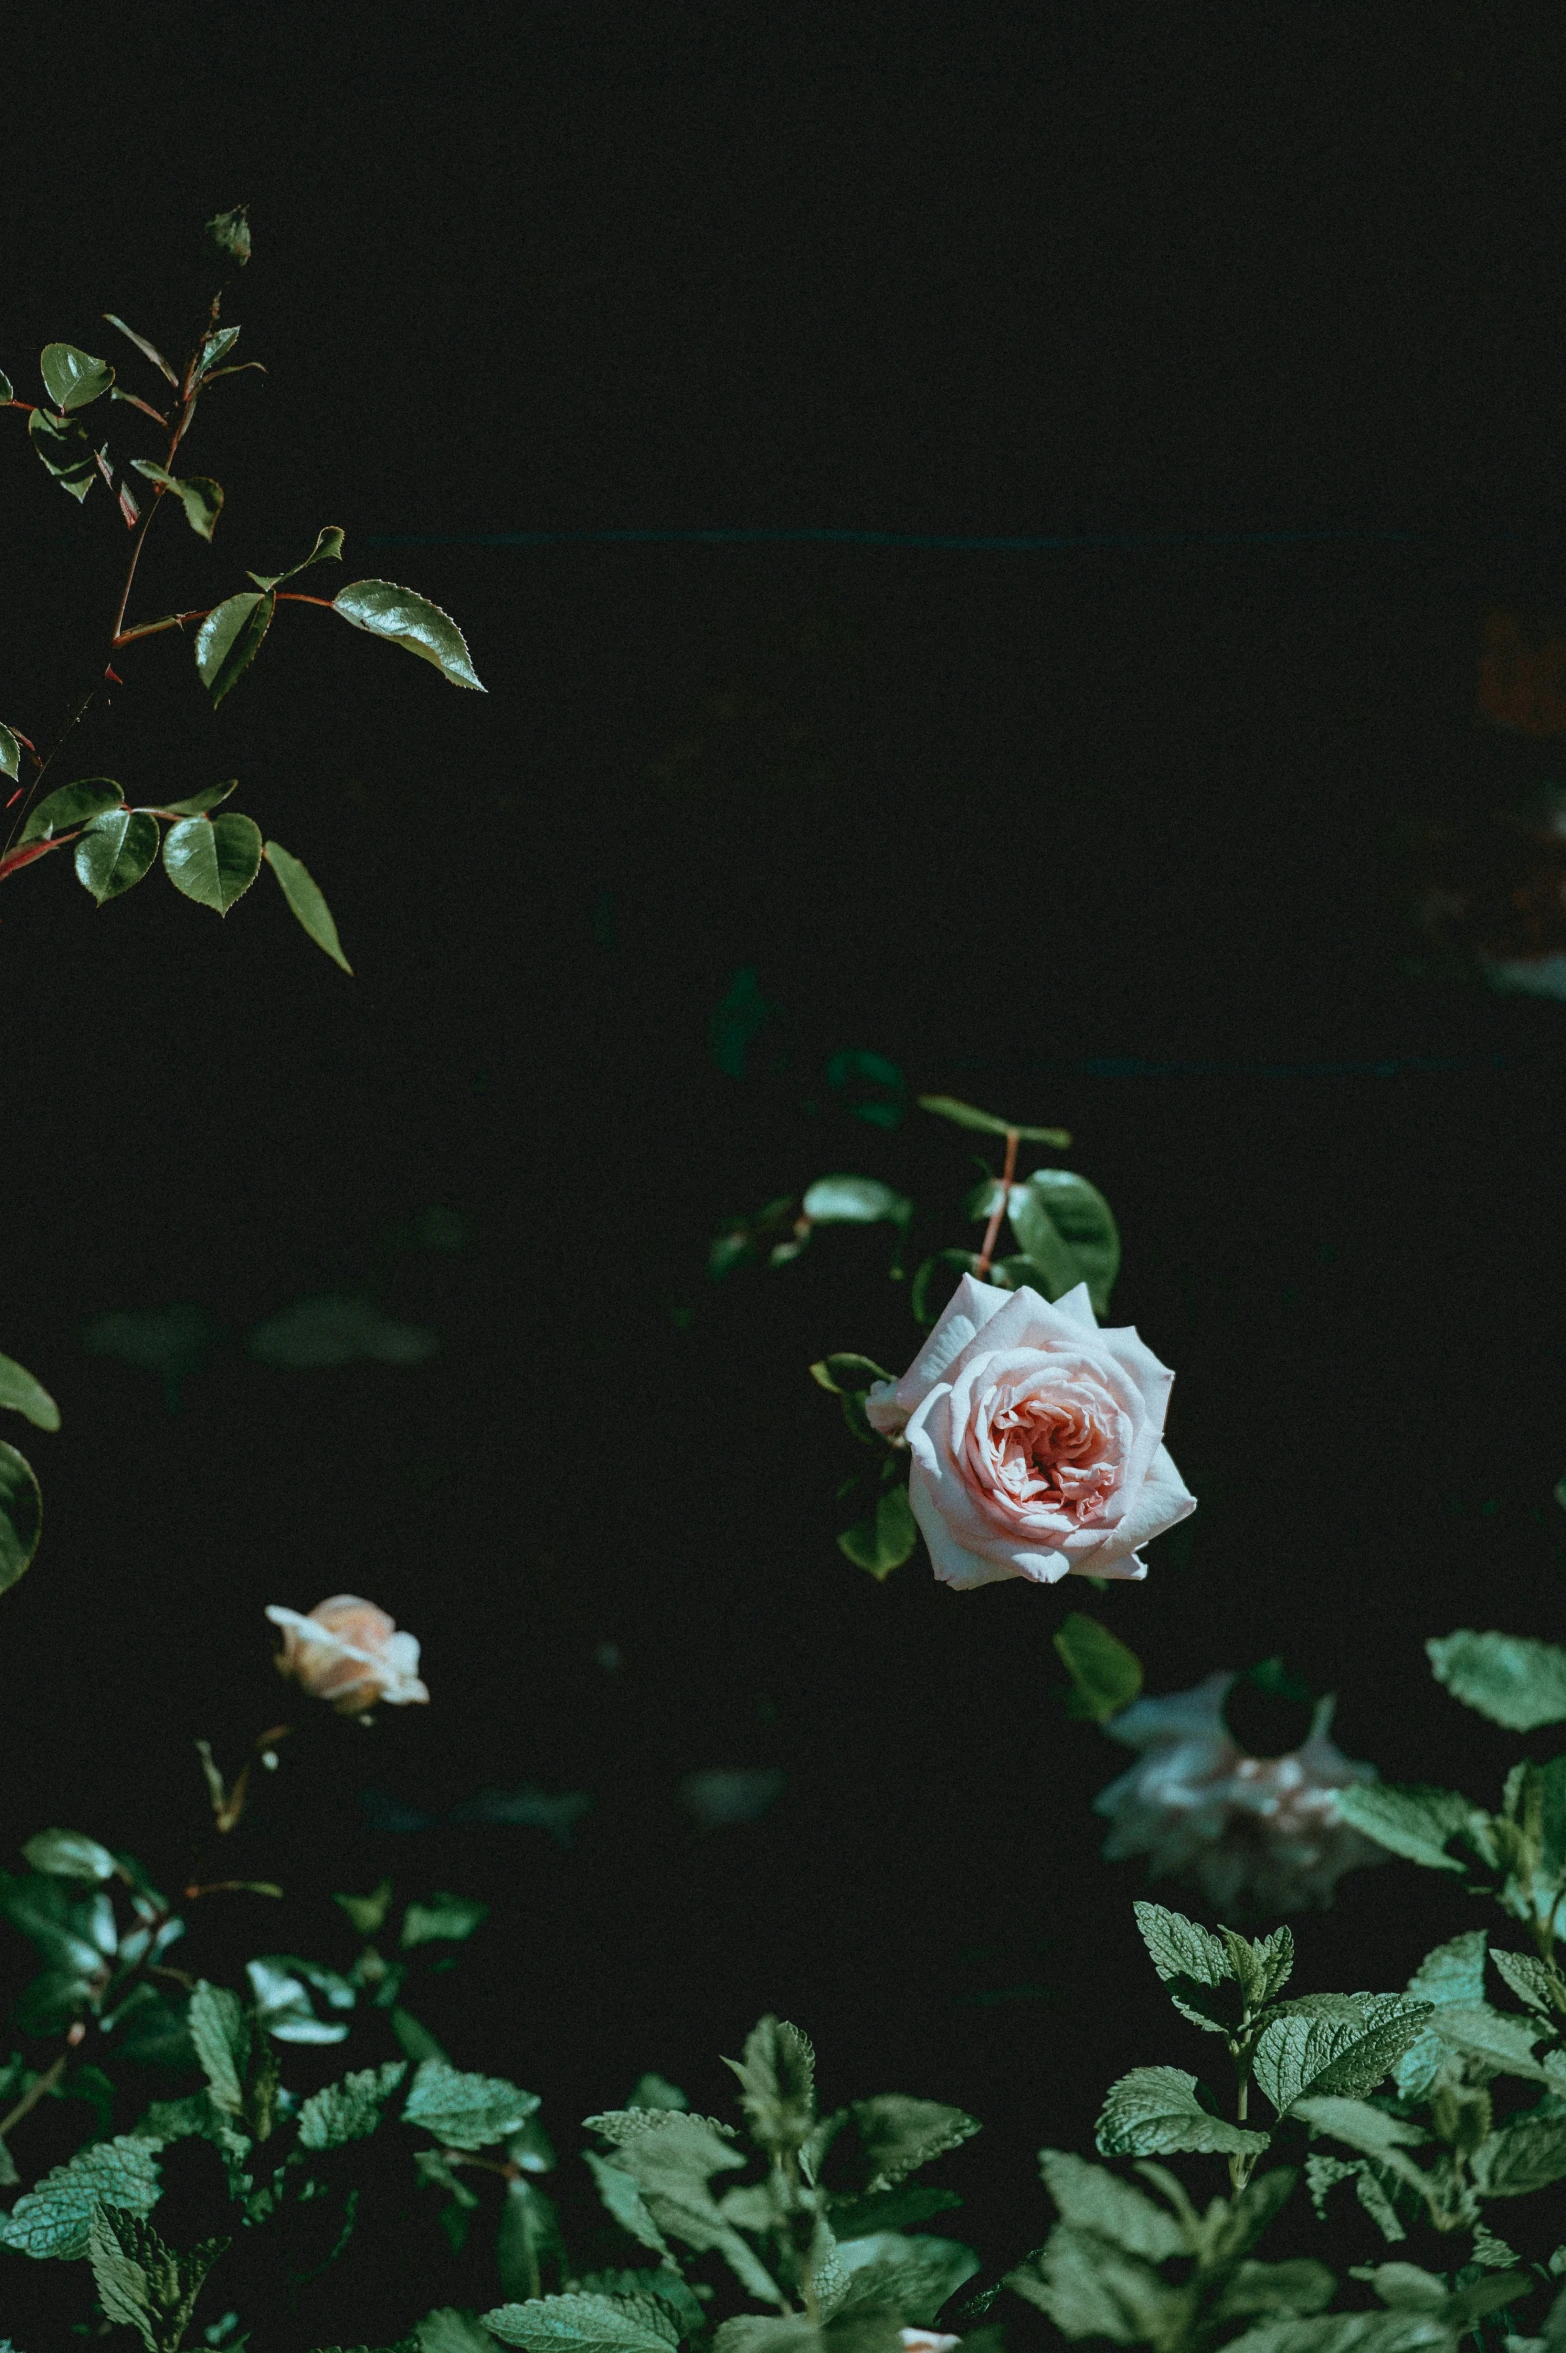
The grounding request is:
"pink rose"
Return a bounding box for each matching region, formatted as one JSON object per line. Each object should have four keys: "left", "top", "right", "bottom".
{"left": 899, "top": 2336, "right": 960, "bottom": 2353}
{"left": 266, "top": 1594, "right": 430, "bottom": 1714}
{"left": 865, "top": 1274, "right": 1194, "bottom": 1588}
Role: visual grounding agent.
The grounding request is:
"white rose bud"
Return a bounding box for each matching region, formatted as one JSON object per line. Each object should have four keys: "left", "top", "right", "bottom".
{"left": 266, "top": 1594, "right": 430, "bottom": 1715}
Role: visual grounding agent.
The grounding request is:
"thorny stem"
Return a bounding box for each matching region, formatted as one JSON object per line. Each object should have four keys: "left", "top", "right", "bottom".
{"left": 975, "top": 1127, "right": 1020, "bottom": 1279}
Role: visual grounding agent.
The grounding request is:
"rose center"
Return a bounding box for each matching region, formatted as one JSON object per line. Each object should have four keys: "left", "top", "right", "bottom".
{"left": 985, "top": 1387, "right": 1118, "bottom": 1520}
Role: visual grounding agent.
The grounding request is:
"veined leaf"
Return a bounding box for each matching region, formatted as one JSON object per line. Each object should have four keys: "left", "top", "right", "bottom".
{"left": 1097, "top": 2068, "right": 1270, "bottom": 2160}
{"left": 1427, "top": 1630, "right": 1566, "bottom": 1731}
{"left": 916, "top": 1095, "right": 1072, "bottom": 1146}
{"left": 1009, "top": 2229, "right": 1186, "bottom": 2347}
{"left": 153, "top": 781, "right": 239, "bottom": 818}
{"left": 195, "top": 590, "right": 274, "bottom": 706}
{"left": 75, "top": 809, "right": 159, "bottom": 904}
{"left": 162, "top": 814, "right": 263, "bottom": 914}
{"left": 40, "top": 342, "right": 114, "bottom": 411}
{"left": 1331, "top": 1784, "right": 1471, "bottom": 1872}
{"left": 1010, "top": 1169, "right": 1121, "bottom": 1314}
{"left": 188, "top": 1980, "right": 250, "bottom": 2117}
{"left": 28, "top": 407, "right": 96, "bottom": 499}
{"left": 248, "top": 524, "right": 345, "bottom": 590}
{"left": 1252, "top": 1999, "right": 1432, "bottom": 2117}
{"left": 19, "top": 777, "right": 124, "bottom": 845}
{"left": 725, "top": 2016, "right": 816, "bottom": 2156}
{"left": 0, "top": 2134, "right": 161, "bottom": 2258}
{"left": 404, "top": 2058, "right": 539, "bottom": 2150}
{"left": 482, "top": 2294, "right": 681, "bottom": 2353}
{"left": 332, "top": 578, "right": 485, "bottom": 689}
{"left": 1471, "top": 2112, "right": 1566, "bottom": 2198}
{"left": 0, "top": 1352, "right": 60, "bottom": 1433}
{"left": 1132, "top": 1902, "right": 1238, "bottom": 2034}
{"left": 264, "top": 839, "right": 352, "bottom": 971}
{"left": 129, "top": 461, "right": 223, "bottom": 541}
{"left": 298, "top": 2059, "right": 407, "bottom": 2150}
{"left": 0, "top": 1440, "right": 43, "bottom": 1594}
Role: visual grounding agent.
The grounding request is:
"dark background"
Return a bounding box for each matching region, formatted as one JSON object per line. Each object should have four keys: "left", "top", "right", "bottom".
{"left": 3, "top": 4, "right": 1566, "bottom": 2341}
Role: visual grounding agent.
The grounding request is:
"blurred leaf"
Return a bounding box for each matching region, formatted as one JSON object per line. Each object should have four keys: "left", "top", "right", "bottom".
{"left": 725, "top": 2016, "right": 815, "bottom": 2157}
{"left": 247, "top": 1957, "right": 351, "bottom": 2044}
{"left": 188, "top": 1981, "right": 250, "bottom": 2117}
{"left": 162, "top": 814, "right": 263, "bottom": 913}
{"left": 0, "top": 365, "right": 13, "bottom": 401}
{"left": 628, "top": 2076, "right": 689, "bottom": 2114}
{"left": 1037, "top": 2148, "right": 1185, "bottom": 2260}
{"left": 802, "top": 1177, "right": 911, "bottom": 1227}
{"left": 838, "top": 1485, "right": 918, "bottom": 1580}
{"left": 821, "top": 2096, "right": 981, "bottom": 2195}
{"left": 828, "top": 2234, "right": 981, "bottom": 2326}
{"left": 0, "top": 1442, "right": 42, "bottom": 1594}
{"left": 584, "top": 2150, "right": 670, "bottom": 2257}
{"left": 129, "top": 461, "right": 223, "bottom": 540}
{"left": 917, "top": 1096, "right": 1072, "bottom": 1147}
{"left": 1054, "top": 1613, "right": 1143, "bottom": 1723}
{"left": 203, "top": 204, "right": 251, "bottom": 266}
{"left": 248, "top": 525, "right": 345, "bottom": 591}
{"left": 0, "top": 2136, "right": 162, "bottom": 2258}
{"left": 22, "top": 1830, "right": 115, "bottom": 1882}
{"left": 248, "top": 1295, "right": 438, "bottom": 1369}
{"left": 0, "top": 1353, "right": 60, "bottom": 1433}
{"left": 825, "top": 1050, "right": 908, "bottom": 1130}
{"left": 82, "top": 1305, "right": 215, "bottom": 1412}
{"left": 332, "top": 580, "right": 485, "bottom": 690}
{"left": 19, "top": 777, "right": 123, "bottom": 844}
{"left": 910, "top": 1250, "right": 984, "bottom": 1329}
{"left": 404, "top": 2059, "right": 539, "bottom": 2150}
{"left": 1097, "top": 2068, "right": 1271, "bottom": 2160}
{"left": 497, "top": 2176, "right": 563, "bottom": 2303}
{"left": 1472, "top": 2113, "right": 1566, "bottom": 2197}
{"left": 265, "top": 839, "right": 352, "bottom": 971}
{"left": 809, "top": 1354, "right": 895, "bottom": 1396}
{"left": 1427, "top": 1630, "right": 1566, "bottom": 1730}
{"left": 678, "top": 1769, "right": 785, "bottom": 1827}
{"left": 482, "top": 2291, "right": 679, "bottom": 2353}
{"left": 102, "top": 314, "right": 178, "bottom": 386}
{"left": 335, "top": 1879, "right": 395, "bottom": 1939}
{"left": 418, "top": 2315, "right": 504, "bottom": 2353}
{"left": 195, "top": 590, "right": 273, "bottom": 706}
{"left": 28, "top": 407, "right": 96, "bottom": 499}
{"left": 1331, "top": 1784, "right": 1471, "bottom": 1872}
{"left": 1010, "top": 1171, "right": 1121, "bottom": 1315}
{"left": 75, "top": 809, "right": 159, "bottom": 905}
{"left": 40, "top": 343, "right": 113, "bottom": 411}
{"left": 581, "top": 2111, "right": 778, "bottom": 2304}
{"left": 401, "top": 1894, "right": 489, "bottom": 1949}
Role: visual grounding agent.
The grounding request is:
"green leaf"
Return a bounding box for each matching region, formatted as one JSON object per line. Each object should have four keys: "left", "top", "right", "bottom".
{"left": 195, "top": 590, "right": 274, "bottom": 706}
{"left": 1427, "top": 2002, "right": 1548, "bottom": 2082}
{"left": 203, "top": 204, "right": 252, "bottom": 266}
{"left": 19, "top": 777, "right": 124, "bottom": 844}
{"left": 582, "top": 2111, "right": 778, "bottom": 2303}
{"left": 584, "top": 2150, "right": 670, "bottom": 2256}
{"left": 826, "top": 2185, "right": 962, "bottom": 2238}
{"left": 916, "top": 1095, "right": 1072, "bottom": 1146}
{"left": 724, "top": 2016, "right": 816, "bottom": 2156}
{"left": 153, "top": 781, "right": 239, "bottom": 818}
{"left": 1394, "top": 1932, "right": 1491, "bottom": 2097}
{"left": 0, "top": 1441, "right": 43, "bottom": 1594}
{"left": 1096, "top": 2068, "right": 1271, "bottom": 2159}
{"left": 828, "top": 2233, "right": 980, "bottom": 2325}
{"left": 1222, "top": 2319, "right": 1462, "bottom": 2353}
{"left": 75, "top": 809, "right": 159, "bottom": 905}
{"left": 1055, "top": 1614, "right": 1143, "bottom": 1724}
{"left": 162, "top": 814, "right": 263, "bottom": 914}
{"left": 0, "top": 2133, "right": 161, "bottom": 2257}
{"left": 40, "top": 342, "right": 114, "bottom": 411}
{"left": 404, "top": 2058, "right": 539, "bottom": 2150}
{"left": 28, "top": 406, "right": 96, "bottom": 499}
{"left": 801, "top": 1177, "right": 912, "bottom": 1227}
{"left": 0, "top": 722, "right": 20, "bottom": 781}
{"left": 1472, "top": 2113, "right": 1566, "bottom": 2197}
{"left": 298, "top": 2059, "right": 408, "bottom": 2150}
{"left": 1331, "top": 1784, "right": 1472, "bottom": 1872}
{"left": 1212, "top": 2261, "right": 1338, "bottom": 2322}
{"left": 417, "top": 2316, "right": 505, "bottom": 2353}
{"left": 1252, "top": 1999, "right": 1432, "bottom": 2117}
{"left": 482, "top": 2292, "right": 679, "bottom": 2353}
{"left": 838, "top": 1485, "right": 918, "bottom": 1580}
{"left": 248, "top": 525, "right": 347, "bottom": 591}
{"left": 264, "top": 838, "right": 353, "bottom": 972}
{"left": 198, "top": 326, "right": 243, "bottom": 376}
{"left": 1009, "top": 2226, "right": 1186, "bottom": 2344}
{"left": 1490, "top": 1947, "right": 1566, "bottom": 2016}
{"left": 335, "top": 1879, "right": 395, "bottom": 1938}
{"left": 910, "top": 1249, "right": 988, "bottom": 1329}
{"left": 1291, "top": 2098, "right": 1431, "bottom": 2204}
{"left": 0, "top": 365, "right": 13, "bottom": 401}
{"left": 1427, "top": 1630, "right": 1566, "bottom": 1731}
{"left": 809, "top": 1355, "right": 896, "bottom": 1397}
{"left": 0, "top": 1353, "right": 60, "bottom": 1433}
{"left": 401, "top": 1893, "right": 489, "bottom": 1948}
{"left": 826, "top": 2095, "right": 982, "bottom": 2193}
{"left": 1223, "top": 1927, "right": 1297, "bottom": 2017}
{"left": 1132, "top": 1902, "right": 1239, "bottom": 2034}
{"left": 332, "top": 579, "right": 485, "bottom": 690}
{"left": 188, "top": 1980, "right": 251, "bottom": 2117}
{"left": 1037, "top": 2148, "right": 1184, "bottom": 2260}
{"left": 21, "top": 1829, "right": 115, "bottom": 1881}
{"left": 102, "top": 315, "right": 179, "bottom": 386}
{"left": 88, "top": 2205, "right": 227, "bottom": 2353}
{"left": 1010, "top": 1170, "right": 1121, "bottom": 1314}
{"left": 129, "top": 461, "right": 223, "bottom": 540}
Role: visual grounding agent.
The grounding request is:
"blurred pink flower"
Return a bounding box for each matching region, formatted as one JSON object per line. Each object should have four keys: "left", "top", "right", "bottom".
{"left": 266, "top": 1594, "right": 429, "bottom": 1715}
{"left": 900, "top": 2335, "right": 960, "bottom": 2353}
{"left": 1094, "top": 1671, "right": 1384, "bottom": 1913}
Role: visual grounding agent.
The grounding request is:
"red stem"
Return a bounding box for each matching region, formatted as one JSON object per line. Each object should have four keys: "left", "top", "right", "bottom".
{"left": 975, "top": 1128, "right": 1020, "bottom": 1279}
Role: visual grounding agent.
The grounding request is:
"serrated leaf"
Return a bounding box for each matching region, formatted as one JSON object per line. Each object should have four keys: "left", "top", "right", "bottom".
{"left": 825, "top": 2185, "right": 961, "bottom": 2239}
{"left": 838, "top": 1485, "right": 918, "bottom": 1580}
{"left": 1428, "top": 2002, "right": 1548, "bottom": 2082}
{"left": 481, "top": 2291, "right": 679, "bottom": 2353}
{"left": 88, "top": 2205, "right": 227, "bottom": 2353}
{"left": 162, "top": 814, "right": 263, "bottom": 914}
{"left": 196, "top": 590, "right": 274, "bottom": 705}
{"left": 247, "top": 524, "right": 346, "bottom": 590}
{"left": 0, "top": 1441, "right": 43, "bottom": 1594}
{"left": 1224, "top": 1927, "right": 1296, "bottom": 2015}
{"left": 1491, "top": 1947, "right": 1566, "bottom": 2016}
{"left": 1252, "top": 1999, "right": 1431, "bottom": 2118}
{"left": 1097, "top": 2067, "right": 1270, "bottom": 2159}
{"left": 0, "top": 1353, "right": 60, "bottom": 1434}
{"left": 725, "top": 2015, "right": 816, "bottom": 2155}
{"left": 583, "top": 2112, "right": 778, "bottom": 2303}
{"left": 332, "top": 579, "right": 485, "bottom": 689}
{"left": 298, "top": 2059, "right": 407, "bottom": 2149}
{"left": 1331, "top": 1784, "right": 1471, "bottom": 1871}
{"left": 840, "top": 2095, "right": 980, "bottom": 2192}
{"left": 1055, "top": 1614, "right": 1143, "bottom": 1724}
{"left": 405, "top": 2058, "right": 539, "bottom": 2150}
{"left": 828, "top": 2233, "right": 980, "bottom": 2326}
{"left": 1472, "top": 2113, "right": 1566, "bottom": 2197}
{"left": 40, "top": 342, "right": 114, "bottom": 410}
{"left": 264, "top": 838, "right": 352, "bottom": 972}
{"left": 188, "top": 1980, "right": 250, "bottom": 2116}
{"left": 19, "top": 777, "right": 124, "bottom": 844}
{"left": 1427, "top": 1630, "right": 1566, "bottom": 1731}
{"left": 1132, "top": 1902, "right": 1238, "bottom": 2033}
{"left": 1038, "top": 2149, "right": 1184, "bottom": 2260}
{"left": 584, "top": 2151, "right": 670, "bottom": 2256}
{"left": 22, "top": 1829, "right": 115, "bottom": 1881}
{"left": 0, "top": 723, "right": 20, "bottom": 781}
{"left": 1008, "top": 2225, "right": 1186, "bottom": 2344}
{"left": 102, "top": 315, "right": 178, "bottom": 386}
{"left": 75, "top": 808, "right": 159, "bottom": 905}
{"left": 28, "top": 406, "right": 96, "bottom": 499}
{"left": 0, "top": 2133, "right": 161, "bottom": 2257}
{"left": 916, "top": 1095, "right": 1072, "bottom": 1145}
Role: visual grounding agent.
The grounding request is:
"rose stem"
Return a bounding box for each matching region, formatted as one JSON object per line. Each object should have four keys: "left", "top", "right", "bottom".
{"left": 975, "top": 1127, "right": 1020, "bottom": 1278}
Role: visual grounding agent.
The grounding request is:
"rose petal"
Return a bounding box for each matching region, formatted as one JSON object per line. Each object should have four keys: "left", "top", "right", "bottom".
{"left": 890, "top": 1271, "right": 1014, "bottom": 1416}
{"left": 908, "top": 1460, "right": 1028, "bottom": 1587}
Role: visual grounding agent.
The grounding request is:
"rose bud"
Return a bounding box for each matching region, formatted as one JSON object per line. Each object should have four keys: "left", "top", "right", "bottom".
{"left": 865, "top": 1274, "right": 1194, "bottom": 1587}
{"left": 265, "top": 1594, "right": 430, "bottom": 1715}
{"left": 1094, "top": 1671, "right": 1385, "bottom": 1913}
